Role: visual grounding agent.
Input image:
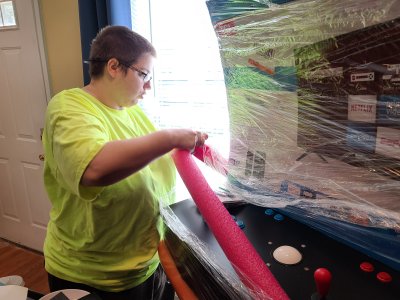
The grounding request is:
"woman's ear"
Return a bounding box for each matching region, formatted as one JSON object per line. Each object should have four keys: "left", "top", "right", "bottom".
{"left": 106, "top": 58, "right": 120, "bottom": 77}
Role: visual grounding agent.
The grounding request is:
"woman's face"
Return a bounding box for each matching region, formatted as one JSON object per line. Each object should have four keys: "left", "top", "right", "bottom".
{"left": 117, "top": 52, "right": 154, "bottom": 107}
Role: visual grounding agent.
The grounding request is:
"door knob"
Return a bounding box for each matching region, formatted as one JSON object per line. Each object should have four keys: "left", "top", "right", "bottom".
{"left": 39, "top": 154, "right": 45, "bottom": 161}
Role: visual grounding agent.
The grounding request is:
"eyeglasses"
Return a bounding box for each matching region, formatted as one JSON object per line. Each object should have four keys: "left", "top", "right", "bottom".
{"left": 121, "top": 64, "right": 152, "bottom": 83}
{"left": 84, "top": 59, "right": 152, "bottom": 83}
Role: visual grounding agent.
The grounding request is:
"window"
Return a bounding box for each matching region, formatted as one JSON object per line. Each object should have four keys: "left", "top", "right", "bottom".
{"left": 131, "top": 0, "right": 230, "bottom": 200}
{"left": 0, "top": 0, "right": 17, "bottom": 29}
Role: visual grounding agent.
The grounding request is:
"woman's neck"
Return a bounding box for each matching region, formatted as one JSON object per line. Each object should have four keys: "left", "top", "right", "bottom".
{"left": 83, "top": 81, "right": 123, "bottom": 110}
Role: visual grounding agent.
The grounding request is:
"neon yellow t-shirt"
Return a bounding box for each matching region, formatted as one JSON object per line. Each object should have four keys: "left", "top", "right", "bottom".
{"left": 42, "top": 88, "right": 176, "bottom": 292}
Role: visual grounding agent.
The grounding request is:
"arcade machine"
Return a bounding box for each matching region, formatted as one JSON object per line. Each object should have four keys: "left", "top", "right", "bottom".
{"left": 160, "top": 0, "right": 400, "bottom": 299}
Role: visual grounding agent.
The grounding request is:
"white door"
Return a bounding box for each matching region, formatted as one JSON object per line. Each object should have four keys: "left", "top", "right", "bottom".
{"left": 0, "top": 0, "right": 50, "bottom": 251}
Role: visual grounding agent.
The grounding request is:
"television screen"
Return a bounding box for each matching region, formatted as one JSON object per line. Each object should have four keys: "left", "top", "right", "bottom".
{"left": 295, "top": 17, "right": 400, "bottom": 180}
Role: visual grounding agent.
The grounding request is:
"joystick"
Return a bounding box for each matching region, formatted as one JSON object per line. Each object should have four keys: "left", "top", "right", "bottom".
{"left": 312, "top": 268, "right": 332, "bottom": 299}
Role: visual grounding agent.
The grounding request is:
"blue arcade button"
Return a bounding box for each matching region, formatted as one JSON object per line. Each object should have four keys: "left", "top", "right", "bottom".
{"left": 265, "top": 208, "right": 275, "bottom": 216}
{"left": 236, "top": 219, "right": 245, "bottom": 229}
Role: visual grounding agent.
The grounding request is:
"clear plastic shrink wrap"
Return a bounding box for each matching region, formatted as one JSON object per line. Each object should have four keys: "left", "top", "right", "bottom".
{"left": 159, "top": 0, "right": 400, "bottom": 299}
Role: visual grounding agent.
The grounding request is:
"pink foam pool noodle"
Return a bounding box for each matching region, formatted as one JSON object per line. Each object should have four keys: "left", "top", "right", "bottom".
{"left": 172, "top": 148, "right": 289, "bottom": 300}
{"left": 192, "top": 144, "right": 228, "bottom": 176}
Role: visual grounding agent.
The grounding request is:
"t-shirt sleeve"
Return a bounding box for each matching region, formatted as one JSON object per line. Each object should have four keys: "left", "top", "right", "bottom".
{"left": 50, "top": 102, "right": 108, "bottom": 200}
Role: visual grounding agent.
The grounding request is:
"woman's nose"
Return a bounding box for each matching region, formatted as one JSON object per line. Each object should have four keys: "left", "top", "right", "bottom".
{"left": 144, "top": 80, "right": 152, "bottom": 90}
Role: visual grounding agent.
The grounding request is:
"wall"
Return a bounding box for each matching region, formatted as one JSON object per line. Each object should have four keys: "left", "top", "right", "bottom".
{"left": 39, "top": 0, "right": 83, "bottom": 96}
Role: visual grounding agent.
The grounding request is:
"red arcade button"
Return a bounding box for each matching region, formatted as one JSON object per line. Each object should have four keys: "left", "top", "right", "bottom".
{"left": 360, "top": 262, "right": 374, "bottom": 272}
{"left": 377, "top": 272, "right": 392, "bottom": 283}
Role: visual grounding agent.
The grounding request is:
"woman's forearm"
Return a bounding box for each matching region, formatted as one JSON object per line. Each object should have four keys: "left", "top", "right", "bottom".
{"left": 81, "top": 128, "right": 205, "bottom": 186}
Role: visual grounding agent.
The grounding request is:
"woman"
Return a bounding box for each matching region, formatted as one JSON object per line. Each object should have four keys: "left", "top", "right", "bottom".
{"left": 42, "top": 25, "right": 207, "bottom": 300}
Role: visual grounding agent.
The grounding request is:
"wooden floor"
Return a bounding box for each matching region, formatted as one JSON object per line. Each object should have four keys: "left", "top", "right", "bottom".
{"left": 0, "top": 239, "right": 49, "bottom": 295}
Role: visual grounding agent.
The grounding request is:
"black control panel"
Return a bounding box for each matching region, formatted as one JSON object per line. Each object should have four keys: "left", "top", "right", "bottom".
{"left": 165, "top": 199, "right": 400, "bottom": 300}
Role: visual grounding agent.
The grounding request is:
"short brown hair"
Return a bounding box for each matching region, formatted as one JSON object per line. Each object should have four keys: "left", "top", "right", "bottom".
{"left": 88, "top": 26, "right": 156, "bottom": 79}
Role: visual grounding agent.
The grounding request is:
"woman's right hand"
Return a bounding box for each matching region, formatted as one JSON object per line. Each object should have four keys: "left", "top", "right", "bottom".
{"left": 167, "top": 129, "right": 208, "bottom": 152}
